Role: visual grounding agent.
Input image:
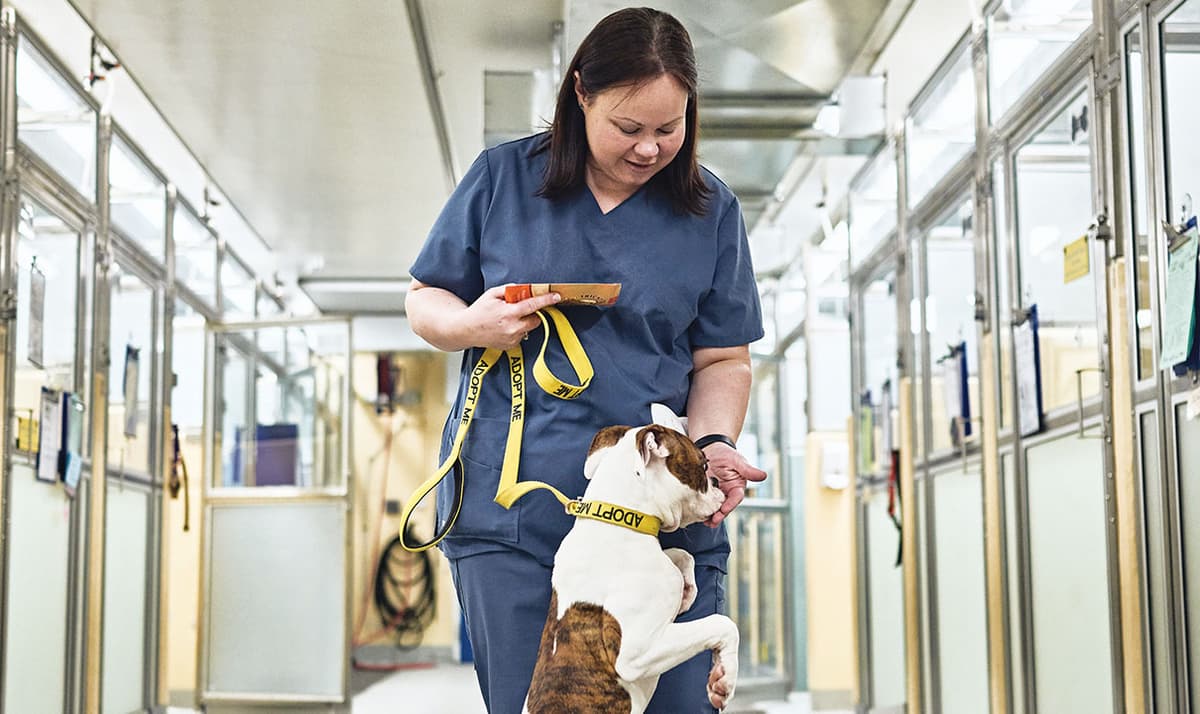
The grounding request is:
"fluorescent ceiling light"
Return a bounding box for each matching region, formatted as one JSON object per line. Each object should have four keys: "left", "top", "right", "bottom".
{"left": 814, "top": 103, "right": 840, "bottom": 136}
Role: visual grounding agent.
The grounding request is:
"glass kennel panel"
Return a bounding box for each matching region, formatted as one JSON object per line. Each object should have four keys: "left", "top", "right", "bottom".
{"left": 1024, "top": 435, "right": 1113, "bottom": 713}
{"left": 205, "top": 500, "right": 345, "bottom": 698}
{"left": 866, "top": 489, "right": 905, "bottom": 709}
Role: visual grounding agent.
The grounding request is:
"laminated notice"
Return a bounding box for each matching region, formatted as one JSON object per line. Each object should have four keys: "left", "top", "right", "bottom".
{"left": 504, "top": 282, "right": 621, "bottom": 306}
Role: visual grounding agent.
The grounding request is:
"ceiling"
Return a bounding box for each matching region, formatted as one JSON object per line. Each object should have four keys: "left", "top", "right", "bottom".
{"left": 63, "top": 0, "right": 901, "bottom": 319}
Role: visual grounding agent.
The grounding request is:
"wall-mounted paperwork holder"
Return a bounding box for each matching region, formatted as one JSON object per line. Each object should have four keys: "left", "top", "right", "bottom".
{"left": 880, "top": 379, "right": 893, "bottom": 455}
{"left": 28, "top": 258, "right": 45, "bottom": 369}
{"left": 857, "top": 390, "right": 876, "bottom": 477}
{"left": 1161, "top": 218, "right": 1199, "bottom": 375}
{"left": 36, "top": 387, "right": 61, "bottom": 484}
{"left": 939, "top": 341, "right": 972, "bottom": 446}
{"left": 123, "top": 344, "right": 140, "bottom": 438}
{"left": 61, "top": 393, "right": 85, "bottom": 496}
{"left": 1014, "top": 304, "right": 1044, "bottom": 438}
{"left": 35, "top": 388, "right": 85, "bottom": 494}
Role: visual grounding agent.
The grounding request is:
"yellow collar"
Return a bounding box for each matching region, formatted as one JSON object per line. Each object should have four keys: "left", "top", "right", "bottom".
{"left": 566, "top": 499, "right": 661, "bottom": 537}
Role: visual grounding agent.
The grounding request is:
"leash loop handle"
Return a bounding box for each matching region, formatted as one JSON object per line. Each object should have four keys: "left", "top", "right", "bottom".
{"left": 398, "top": 306, "right": 593, "bottom": 552}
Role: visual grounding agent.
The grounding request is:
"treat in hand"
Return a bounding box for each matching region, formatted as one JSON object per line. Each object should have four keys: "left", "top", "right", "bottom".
{"left": 505, "top": 283, "right": 621, "bottom": 306}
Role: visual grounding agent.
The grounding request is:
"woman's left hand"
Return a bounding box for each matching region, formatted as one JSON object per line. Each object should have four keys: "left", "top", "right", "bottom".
{"left": 700, "top": 441, "right": 767, "bottom": 527}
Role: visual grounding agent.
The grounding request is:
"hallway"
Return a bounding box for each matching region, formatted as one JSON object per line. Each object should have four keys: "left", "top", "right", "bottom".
{"left": 4, "top": 0, "right": 1200, "bottom": 712}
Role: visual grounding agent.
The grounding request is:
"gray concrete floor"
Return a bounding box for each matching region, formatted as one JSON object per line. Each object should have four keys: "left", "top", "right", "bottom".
{"left": 348, "top": 662, "right": 850, "bottom": 714}
{"left": 167, "top": 662, "right": 850, "bottom": 713}
{"left": 352, "top": 662, "right": 485, "bottom": 713}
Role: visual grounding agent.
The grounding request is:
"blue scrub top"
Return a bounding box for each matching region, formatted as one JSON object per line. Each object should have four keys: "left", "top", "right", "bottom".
{"left": 409, "top": 134, "right": 764, "bottom": 569}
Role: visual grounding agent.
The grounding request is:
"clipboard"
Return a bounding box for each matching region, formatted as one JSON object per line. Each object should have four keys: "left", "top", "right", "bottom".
{"left": 857, "top": 390, "right": 875, "bottom": 475}
{"left": 61, "top": 393, "right": 85, "bottom": 496}
{"left": 1160, "top": 218, "right": 1199, "bottom": 373}
{"left": 36, "top": 387, "right": 62, "bottom": 483}
{"left": 880, "top": 379, "right": 893, "bottom": 455}
{"left": 1014, "top": 304, "right": 1044, "bottom": 437}
{"left": 28, "top": 258, "right": 45, "bottom": 369}
{"left": 939, "top": 341, "right": 972, "bottom": 445}
{"left": 123, "top": 345, "right": 140, "bottom": 438}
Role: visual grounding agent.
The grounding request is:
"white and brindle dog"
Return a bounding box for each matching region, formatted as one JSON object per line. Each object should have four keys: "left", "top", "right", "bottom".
{"left": 522, "top": 424, "right": 739, "bottom": 713}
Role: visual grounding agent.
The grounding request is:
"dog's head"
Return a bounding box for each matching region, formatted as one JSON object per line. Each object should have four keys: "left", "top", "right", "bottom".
{"left": 584, "top": 424, "right": 725, "bottom": 532}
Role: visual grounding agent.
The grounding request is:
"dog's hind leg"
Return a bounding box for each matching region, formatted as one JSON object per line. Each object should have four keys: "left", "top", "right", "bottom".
{"left": 663, "top": 548, "right": 697, "bottom": 615}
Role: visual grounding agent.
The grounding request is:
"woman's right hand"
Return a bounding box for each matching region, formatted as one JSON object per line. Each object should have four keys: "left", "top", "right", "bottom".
{"left": 459, "top": 285, "right": 561, "bottom": 350}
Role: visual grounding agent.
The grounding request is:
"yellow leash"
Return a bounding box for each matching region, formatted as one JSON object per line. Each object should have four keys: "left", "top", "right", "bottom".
{"left": 400, "top": 307, "right": 598, "bottom": 551}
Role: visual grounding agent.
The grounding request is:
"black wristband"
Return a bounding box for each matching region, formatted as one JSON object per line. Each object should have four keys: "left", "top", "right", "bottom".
{"left": 694, "top": 433, "right": 737, "bottom": 451}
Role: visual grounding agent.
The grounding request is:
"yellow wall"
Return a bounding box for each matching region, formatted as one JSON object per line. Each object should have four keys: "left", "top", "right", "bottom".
{"left": 349, "top": 351, "right": 460, "bottom": 652}
{"left": 804, "top": 432, "right": 858, "bottom": 698}
{"left": 162, "top": 429, "right": 203, "bottom": 701}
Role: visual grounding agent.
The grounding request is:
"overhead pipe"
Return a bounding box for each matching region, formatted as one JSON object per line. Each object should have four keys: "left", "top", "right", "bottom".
{"left": 405, "top": 0, "right": 458, "bottom": 191}
{"left": 749, "top": 0, "right": 915, "bottom": 238}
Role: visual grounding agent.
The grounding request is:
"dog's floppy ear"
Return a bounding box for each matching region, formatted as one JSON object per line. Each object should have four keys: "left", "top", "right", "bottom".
{"left": 584, "top": 425, "right": 632, "bottom": 480}
{"left": 636, "top": 425, "right": 672, "bottom": 467}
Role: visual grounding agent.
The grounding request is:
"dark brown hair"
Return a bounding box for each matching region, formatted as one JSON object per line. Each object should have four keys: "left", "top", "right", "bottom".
{"left": 535, "top": 7, "right": 711, "bottom": 215}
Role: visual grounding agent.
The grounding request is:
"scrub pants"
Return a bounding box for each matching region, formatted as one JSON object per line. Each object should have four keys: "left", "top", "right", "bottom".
{"left": 450, "top": 549, "right": 726, "bottom": 714}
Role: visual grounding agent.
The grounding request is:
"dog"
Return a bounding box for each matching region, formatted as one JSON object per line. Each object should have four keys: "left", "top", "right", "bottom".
{"left": 522, "top": 424, "right": 739, "bottom": 713}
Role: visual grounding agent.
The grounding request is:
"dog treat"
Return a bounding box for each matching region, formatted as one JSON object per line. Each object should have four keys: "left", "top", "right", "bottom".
{"left": 505, "top": 282, "right": 621, "bottom": 306}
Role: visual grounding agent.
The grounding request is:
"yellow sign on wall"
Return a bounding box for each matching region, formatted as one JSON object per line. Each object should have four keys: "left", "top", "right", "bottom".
{"left": 1063, "top": 235, "right": 1090, "bottom": 283}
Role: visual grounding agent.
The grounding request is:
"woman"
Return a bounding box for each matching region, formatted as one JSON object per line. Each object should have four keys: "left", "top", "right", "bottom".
{"left": 405, "top": 7, "right": 766, "bottom": 712}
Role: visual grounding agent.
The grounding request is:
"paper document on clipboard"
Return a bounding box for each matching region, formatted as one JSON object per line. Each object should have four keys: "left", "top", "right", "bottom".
{"left": 36, "top": 387, "right": 62, "bottom": 483}
{"left": 939, "top": 343, "right": 971, "bottom": 444}
{"left": 123, "top": 345, "right": 140, "bottom": 438}
{"left": 1160, "top": 223, "right": 1198, "bottom": 369}
{"left": 1014, "top": 306, "right": 1043, "bottom": 438}
{"left": 29, "top": 261, "right": 45, "bottom": 368}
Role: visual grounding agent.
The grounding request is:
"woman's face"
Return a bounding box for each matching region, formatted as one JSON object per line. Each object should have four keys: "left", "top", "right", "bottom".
{"left": 576, "top": 73, "right": 689, "bottom": 198}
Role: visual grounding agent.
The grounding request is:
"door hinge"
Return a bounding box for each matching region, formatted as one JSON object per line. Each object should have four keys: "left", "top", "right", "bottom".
{"left": 1090, "top": 213, "right": 1113, "bottom": 242}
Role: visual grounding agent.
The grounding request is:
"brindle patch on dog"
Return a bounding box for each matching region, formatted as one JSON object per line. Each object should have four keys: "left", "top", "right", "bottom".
{"left": 588, "top": 425, "right": 633, "bottom": 456}
{"left": 527, "top": 590, "right": 630, "bottom": 713}
{"left": 635, "top": 425, "right": 709, "bottom": 491}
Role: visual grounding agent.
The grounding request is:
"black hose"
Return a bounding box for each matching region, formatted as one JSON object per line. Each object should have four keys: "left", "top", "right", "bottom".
{"left": 373, "top": 529, "right": 436, "bottom": 649}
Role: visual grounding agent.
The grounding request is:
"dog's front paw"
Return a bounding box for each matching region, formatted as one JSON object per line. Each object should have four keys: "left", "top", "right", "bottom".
{"left": 707, "top": 653, "right": 736, "bottom": 710}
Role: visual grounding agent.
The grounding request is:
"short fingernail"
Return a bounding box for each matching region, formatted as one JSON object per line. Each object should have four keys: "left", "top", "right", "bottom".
{"left": 552, "top": 293, "right": 561, "bottom": 302}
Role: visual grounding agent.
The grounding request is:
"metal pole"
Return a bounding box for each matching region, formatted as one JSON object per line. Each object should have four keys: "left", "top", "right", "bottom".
{"left": 0, "top": 7, "right": 19, "bottom": 703}
{"left": 405, "top": 0, "right": 457, "bottom": 191}
{"left": 84, "top": 112, "right": 114, "bottom": 714}
{"left": 894, "top": 129, "right": 922, "bottom": 714}
{"left": 1141, "top": 1, "right": 1188, "bottom": 709}
{"left": 341, "top": 319, "right": 353, "bottom": 702}
{"left": 154, "top": 185, "right": 178, "bottom": 708}
{"left": 1088, "top": 0, "right": 1129, "bottom": 708}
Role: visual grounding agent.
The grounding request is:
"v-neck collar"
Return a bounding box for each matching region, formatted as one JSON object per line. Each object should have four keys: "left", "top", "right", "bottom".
{"left": 585, "top": 181, "right": 648, "bottom": 218}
